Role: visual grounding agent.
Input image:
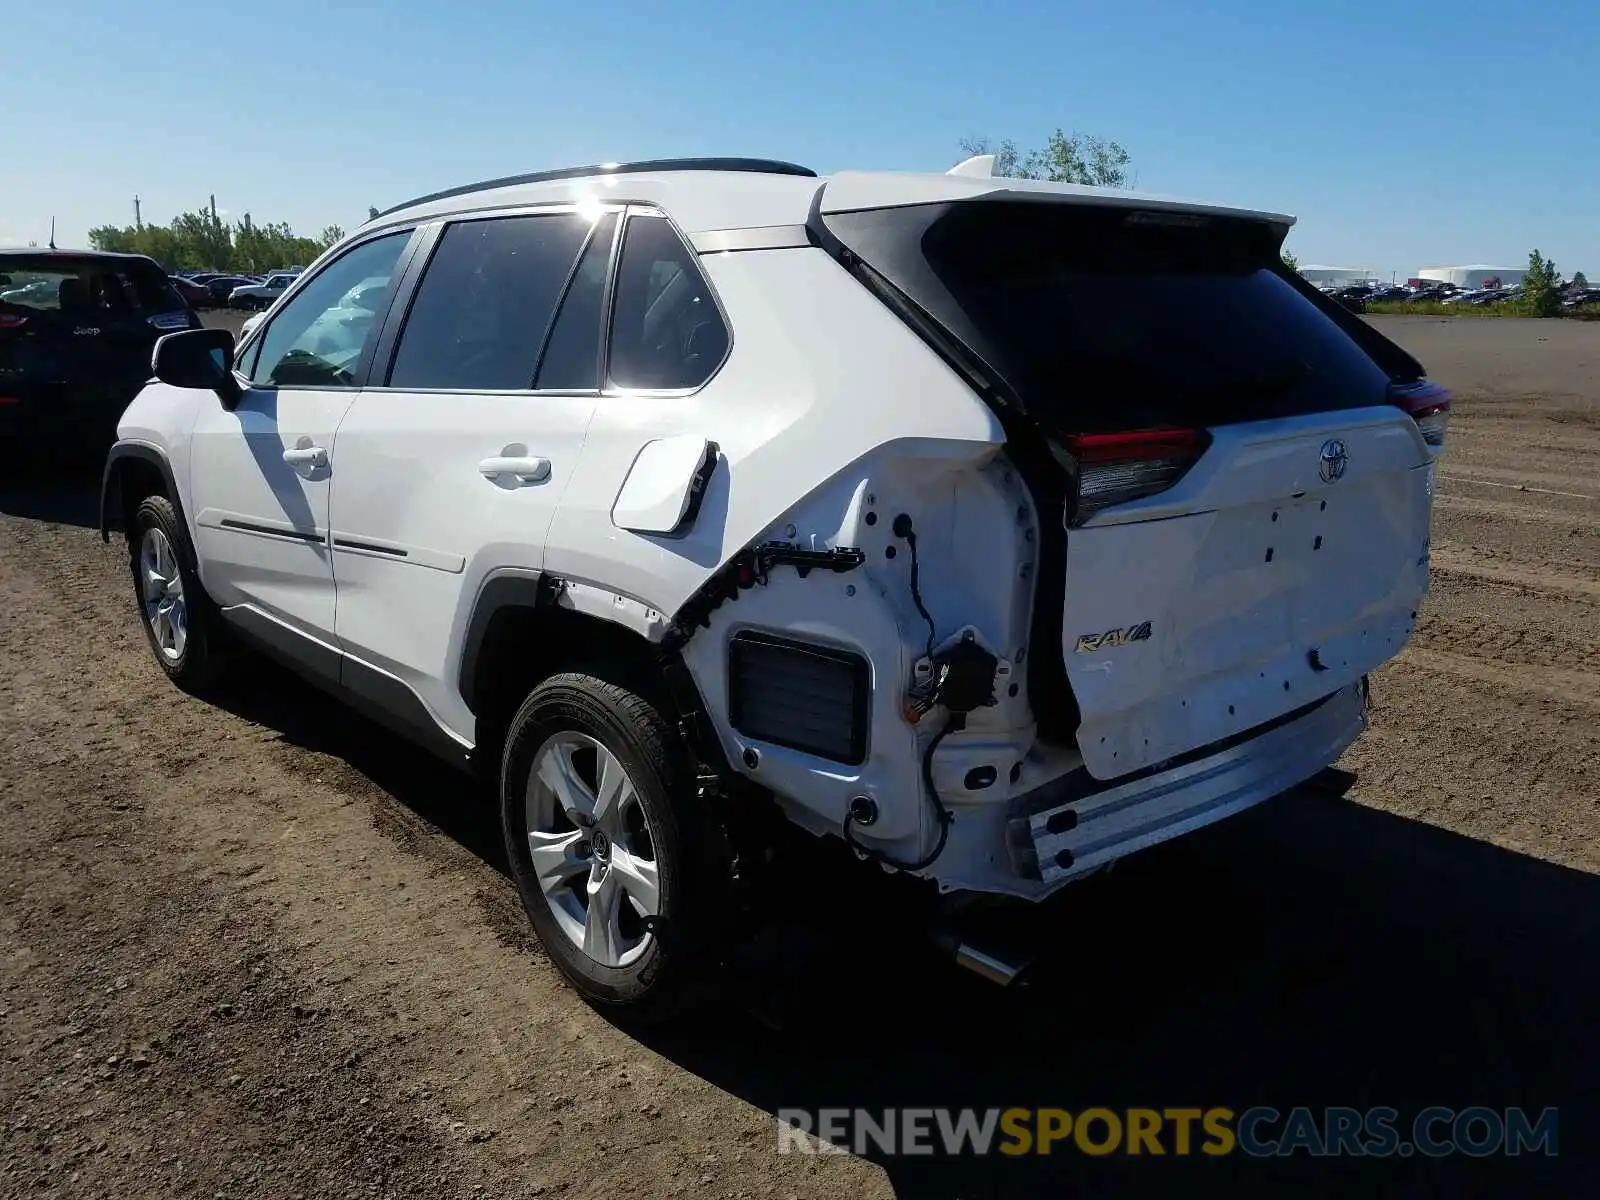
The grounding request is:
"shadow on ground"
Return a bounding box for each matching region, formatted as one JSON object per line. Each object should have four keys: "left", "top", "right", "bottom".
{"left": 9, "top": 471, "right": 1596, "bottom": 1198}
{"left": 0, "top": 458, "right": 105, "bottom": 529}
{"left": 206, "top": 657, "right": 1600, "bottom": 1199}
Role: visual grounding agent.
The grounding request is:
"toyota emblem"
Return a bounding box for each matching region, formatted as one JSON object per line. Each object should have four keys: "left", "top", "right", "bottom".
{"left": 1319, "top": 438, "right": 1348, "bottom": 483}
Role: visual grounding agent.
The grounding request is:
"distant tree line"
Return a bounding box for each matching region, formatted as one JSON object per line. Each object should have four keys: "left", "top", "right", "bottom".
{"left": 88, "top": 206, "right": 345, "bottom": 273}
{"left": 958, "top": 129, "right": 1134, "bottom": 188}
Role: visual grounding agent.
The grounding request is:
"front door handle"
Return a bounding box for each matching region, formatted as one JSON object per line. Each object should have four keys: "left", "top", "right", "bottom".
{"left": 478, "top": 455, "right": 551, "bottom": 484}
{"left": 283, "top": 445, "right": 328, "bottom": 469}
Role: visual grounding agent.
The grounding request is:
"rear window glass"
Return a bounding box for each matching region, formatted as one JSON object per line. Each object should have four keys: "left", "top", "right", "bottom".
{"left": 825, "top": 202, "right": 1393, "bottom": 433}
{"left": 0, "top": 255, "right": 184, "bottom": 317}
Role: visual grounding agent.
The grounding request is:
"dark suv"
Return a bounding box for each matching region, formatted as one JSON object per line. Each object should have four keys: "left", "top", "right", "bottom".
{"left": 0, "top": 249, "right": 198, "bottom": 456}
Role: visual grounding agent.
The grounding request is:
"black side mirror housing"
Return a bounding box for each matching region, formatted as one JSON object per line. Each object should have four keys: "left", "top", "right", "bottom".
{"left": 152, "top": 327, "right": 243, "bottom": 409}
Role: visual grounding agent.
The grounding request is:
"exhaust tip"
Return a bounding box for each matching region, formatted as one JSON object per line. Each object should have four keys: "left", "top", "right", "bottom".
{"left": 949, "top": 940, "right": 1033, "bottom": 988}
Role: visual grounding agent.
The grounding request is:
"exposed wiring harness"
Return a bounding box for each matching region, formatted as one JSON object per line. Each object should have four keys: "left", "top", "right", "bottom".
{"left": 897, "top": 513, "right": 938, "bottom": 666}
{"left": 843, "top": 512, "right": 991, "bottom": 874}
{"left": 843, "top": 710, "right": 964, "bottom": 873}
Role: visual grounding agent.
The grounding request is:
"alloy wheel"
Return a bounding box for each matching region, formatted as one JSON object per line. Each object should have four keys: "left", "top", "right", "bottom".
{"left": 524, "top": 731, "right": 661, "bottom": 968}
{"left": 139, "top": 526, "right": 187, "bottom": 662}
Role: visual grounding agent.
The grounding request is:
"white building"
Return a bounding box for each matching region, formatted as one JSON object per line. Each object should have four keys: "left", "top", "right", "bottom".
{"left": 1299, "top": 265, "right": 1376, "bottom": 287}
{"left": 1417, "top": 265, "right": 1525, "bottom": 289}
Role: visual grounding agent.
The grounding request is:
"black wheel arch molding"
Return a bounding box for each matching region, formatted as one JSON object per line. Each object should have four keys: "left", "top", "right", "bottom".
{"left": 455, "top": 567, "right": 733, "bottom": 782}
{"left": 456, "top": 567, "right": 555, "bottom": 716}
{"left": 101, "top": 440, "right": 187, "bottom": 544}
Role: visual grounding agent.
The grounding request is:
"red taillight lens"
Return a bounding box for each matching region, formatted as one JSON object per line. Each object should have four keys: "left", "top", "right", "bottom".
{"left": 0, "top": 313, "right": 28, "bottom": 329}
{"left": 1390, "top": 379, "right": 1451, "bottom": 448}
{"left": 1060, "top": 427, "right": 1209, "bottom": 524}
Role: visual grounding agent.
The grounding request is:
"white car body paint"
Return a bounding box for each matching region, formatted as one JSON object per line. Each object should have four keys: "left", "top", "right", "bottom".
{"left": 111, "top": 162, "right": 1437, "bottom": 901}
{"left": 1060, "top": 407, "right": 1431, "bottom": 779}
{"left": 329, "top": 386, "right": 598, "bottom": 743}
{"left": 611, "top": 434, "right": 716, "bottom": 535}
{"left": 188, "top": 386, "right": 356, "bottom": 641}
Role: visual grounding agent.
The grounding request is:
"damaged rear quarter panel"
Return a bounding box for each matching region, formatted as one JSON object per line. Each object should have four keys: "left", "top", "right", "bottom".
{"left": 539, "top": 245, "right": 1004, "bottom": 624}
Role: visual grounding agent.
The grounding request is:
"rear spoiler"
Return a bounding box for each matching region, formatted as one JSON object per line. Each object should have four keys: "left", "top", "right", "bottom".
{"left": 818, "top": 170, "right": 1297, "bottom": 231}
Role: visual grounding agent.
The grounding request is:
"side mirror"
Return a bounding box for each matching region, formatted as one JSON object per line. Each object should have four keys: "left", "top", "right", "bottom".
{"left": 152, "top": 327, "right": 243, "bottom": 408}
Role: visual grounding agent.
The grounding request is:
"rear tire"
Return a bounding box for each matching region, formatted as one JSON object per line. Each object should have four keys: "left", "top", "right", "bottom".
{"left": 127, "top": 494, "right": 225, "bottom": 692}
{"left": 500, "top": 670, "right": 732, "bottom": 1024}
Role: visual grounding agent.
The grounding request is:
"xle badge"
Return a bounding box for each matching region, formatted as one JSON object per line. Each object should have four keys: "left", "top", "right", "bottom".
{"left": 1075, "top": 622, "right": 1153, "bottom": 653}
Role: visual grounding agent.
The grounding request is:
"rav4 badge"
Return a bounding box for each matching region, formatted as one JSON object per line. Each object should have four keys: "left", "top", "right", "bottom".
{"left": 1075, "top": 622, "right": 1153, "bottom": 653}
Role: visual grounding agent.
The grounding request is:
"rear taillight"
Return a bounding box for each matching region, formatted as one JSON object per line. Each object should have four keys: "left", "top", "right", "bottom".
{"left": 1060, "top": 427, "right": 1210, "bottom": 525}
{"left": 1390, "top": 379, "right": 1450, "bottom": 449}
{"left": 0, "top": 314, "right": 27, "bottom": 329}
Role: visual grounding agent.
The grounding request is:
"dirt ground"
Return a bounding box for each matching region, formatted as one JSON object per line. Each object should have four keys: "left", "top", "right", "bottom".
{"left": 2, "top": 316, "right": 1596, "bottom": 1198}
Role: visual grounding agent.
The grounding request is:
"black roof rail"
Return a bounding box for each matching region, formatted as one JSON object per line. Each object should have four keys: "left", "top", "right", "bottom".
{"left": 373, "top": 157, "right": 817, "bottom": 220}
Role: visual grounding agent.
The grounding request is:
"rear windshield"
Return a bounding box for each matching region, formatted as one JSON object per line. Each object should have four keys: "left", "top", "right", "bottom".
{"left": 0, "top": 255, "right": 185, "bottom": 317}
{"left": 824, "top": 201, "right": 1399, "bottom": 434}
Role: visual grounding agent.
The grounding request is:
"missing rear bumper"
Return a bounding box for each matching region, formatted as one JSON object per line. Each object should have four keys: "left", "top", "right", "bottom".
{"left": 1009, "top": 681, "right": 1368, "bottom": 885}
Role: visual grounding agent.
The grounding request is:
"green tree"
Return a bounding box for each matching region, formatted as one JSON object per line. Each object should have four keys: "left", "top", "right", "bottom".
{"left": 1524, "top": 249, "right": 1562, "bottom": 317}
{"left": 87, "top": 225, "right": 138, "bottom": 254}
{"left": 89, "top": 207, "right": 344, "bottom": 272}
{"left": 1571, "top": 270, "right": 1588, "bottom": 291}
{"left": 368, "top": 206, "right": 380, "bottom": 221}
{"left": 1281, "top": 248, "right": 1300, "bottom": 272}
{"left": 958, "top": 129, "right": 1134, "bottom": 187}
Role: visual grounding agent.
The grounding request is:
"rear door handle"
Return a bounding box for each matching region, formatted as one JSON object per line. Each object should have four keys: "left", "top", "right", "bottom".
{"left": 478, "top": 456, "right": 551, "bottom": 484}
{"left": 283, "top": 445, "right": 328, "bottom": 469}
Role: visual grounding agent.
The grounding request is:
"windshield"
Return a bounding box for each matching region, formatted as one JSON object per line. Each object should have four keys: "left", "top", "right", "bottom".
{"left": 824, "top": 201, "right": 1397, "bottom": 433}
{"left": 0, "top": 255, "right": 186, "bottom": 317}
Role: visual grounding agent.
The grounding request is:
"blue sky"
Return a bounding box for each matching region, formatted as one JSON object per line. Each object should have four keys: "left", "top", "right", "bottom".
{"left": 5, "top": 0, "right": 1594, "bottom": 278}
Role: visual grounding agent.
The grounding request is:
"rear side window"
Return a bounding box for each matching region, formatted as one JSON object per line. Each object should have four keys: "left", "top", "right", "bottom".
{"left": 389, "top": 214, "right": 590, "bottom": 391}
{"left": 0, "top": 256, "right": 184, "bottom": 316}
{"left": 825, "top": 202, "right": 1393, "bottom": 433}
{"left": 607, "top": 215, "right": 727, "bottom": 391}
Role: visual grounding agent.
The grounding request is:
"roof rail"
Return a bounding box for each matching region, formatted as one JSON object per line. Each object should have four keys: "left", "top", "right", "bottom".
{"left": 373, "top": 157, "right": 817, "bottom": 220}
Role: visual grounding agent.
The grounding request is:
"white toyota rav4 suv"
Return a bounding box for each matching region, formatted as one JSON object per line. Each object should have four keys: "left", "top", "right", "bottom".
{"left": 101, "top": 156, "right": 1446, "bottom": 1019}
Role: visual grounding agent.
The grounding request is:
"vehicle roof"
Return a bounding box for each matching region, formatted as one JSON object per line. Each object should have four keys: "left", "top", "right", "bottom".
{"left": 0, "top": 247, "right": 162, "bottom": 263}
{"left": 369, "top": 159, "right": 1295, "bottom": 236}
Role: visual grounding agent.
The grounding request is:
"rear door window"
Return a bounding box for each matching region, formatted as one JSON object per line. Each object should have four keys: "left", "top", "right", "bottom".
{"left": 607, "top": 215, "right": 728, "bottom": 391}
{"left": 533, "top": 213, "right": 617, "bottom": 391}
{"left": 824, "top": 202, "right": 1394, "bottom": 433}
{"left": 0, "top": 256, "right": 185, "bottom": 318}
{"left": 387, "top": 213, "right": 591, "bottom": 391}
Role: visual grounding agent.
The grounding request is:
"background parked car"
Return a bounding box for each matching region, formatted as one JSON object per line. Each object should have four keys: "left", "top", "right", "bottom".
{"left": 0, "top": 248, "right": 199, "bottom": 457}
{"left": 204, "top": 275, "right": 257, "bottom": 306}
{"left": 235, "top": 273, "right": 382, "bottom": 346}
{"left": 169, "top": 276, "right": 212, "bottom": 308}
{"left": 229, "top": 272, "right": 298, "bottom": 310}
{"left": 1330, "top": 284, "right": 1371, "bottom": 313}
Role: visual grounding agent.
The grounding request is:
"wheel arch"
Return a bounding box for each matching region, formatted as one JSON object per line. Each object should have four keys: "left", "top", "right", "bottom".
{"left": 459, "top": 572, "right": 726, "bottom": 780}
{"left": 101, "top": 441, "right": 185, "bottom": 545}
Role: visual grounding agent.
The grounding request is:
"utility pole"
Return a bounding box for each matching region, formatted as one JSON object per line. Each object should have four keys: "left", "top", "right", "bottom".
{"left": 134, "top": 194, "right": 142, "bottom": 230}
{"left": 209, "top": 194, "right": 218, "bottom": 224}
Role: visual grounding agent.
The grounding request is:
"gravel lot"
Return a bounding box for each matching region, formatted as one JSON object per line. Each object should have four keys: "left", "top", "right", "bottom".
{"left": 2, "top": 316, "right": 1596, "bottom": 1197}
